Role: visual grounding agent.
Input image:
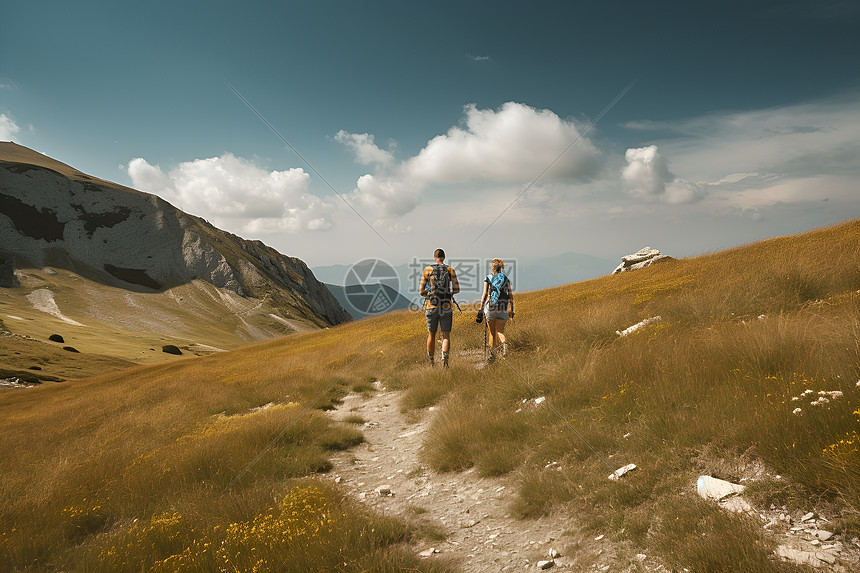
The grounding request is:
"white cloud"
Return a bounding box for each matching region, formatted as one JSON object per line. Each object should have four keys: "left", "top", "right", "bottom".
{"left": 621, "top": 94, "right": 860, "bottom": 224}
{"left": 625, "top": 95, "right": 860, "bottom": 184}
{"left": 127, "top": 153, "right": 333, "bottom": 233}
{"left": 408, "top": 102, "right": 600, "bottom": 185}
{"left": 334, "top": 130, "right": 395, "bottom": 166}
{"left": 621, "top": 145, "right": 704, "bottom": 204}
{"left": 0, "top": 113, "right": 21, "bottom": 141}
{"left": 344, "top": 101, "right": 602, "bottom": 220}
{"left": 350, "top": 174, "right": 420, "bottom": 219}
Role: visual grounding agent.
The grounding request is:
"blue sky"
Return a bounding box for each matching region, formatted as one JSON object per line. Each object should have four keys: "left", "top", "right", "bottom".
{"left": 2, "top": 0, "right": 859, "bottom": 270}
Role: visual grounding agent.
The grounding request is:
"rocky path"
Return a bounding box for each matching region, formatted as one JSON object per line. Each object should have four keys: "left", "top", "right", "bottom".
{"left": 322, "top": 374, "right": 860, "bottom": 572}
{"left": 323, "top": 375, "right": 655, "bottom": 572}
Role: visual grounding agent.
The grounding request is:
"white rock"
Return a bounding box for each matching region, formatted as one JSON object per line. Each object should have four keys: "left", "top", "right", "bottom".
{"left": 549, "top": 548, "right": 561, "bottom": 559}
{"left": 816, "top": 530, "right": 834, "bottom": 541}
{"left": 635, "top": 553, "right": 647, "bottom": 561}
{"left": 696, "top": 476, "right": 746, "bottom": 501}
{"left": 536, "top": 560, "right": 554, "bottom": 570}
{"left": 594, "top": 534, "right": 604, "bottom": 541}
{"left": 776, "top": 545, "right": 824, "bottom": 566}
{"left": 535, "top": 397, "right": 546, "bottom": 405}
{"left": 613, "top": 247, "right": 672, "bottom": 274}
{"left": 622, "top": 246, "right": 662, "bottom": 264}
{"left": 608, "top": 463, "right": 637, "bottom": 480}
{"left": 616, "top": 316, "right": 661, "bottom": 337}
{"left": 720, "top": 496, "right": 753, "bottom": 513}
{"left": 418, "top": 547, "right": 438, "bottom": 558}
{"left": 801, "top": 512, "right": 815, "bottom": 522}
{"left": 816, "top": 550, "right": 837, "bottom": 564}
{"left": 375, "top": 485, "right": 392, "bottom": 496}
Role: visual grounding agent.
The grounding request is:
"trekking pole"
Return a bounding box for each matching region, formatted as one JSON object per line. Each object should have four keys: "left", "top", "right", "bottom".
{"left": 483, "top": 316, "right": 488, "bottom": 361}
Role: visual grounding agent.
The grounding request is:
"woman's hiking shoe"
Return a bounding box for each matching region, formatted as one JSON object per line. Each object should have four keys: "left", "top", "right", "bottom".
{"left": 442, "top": 351, "right": 449, "bottom": 368}
{"left": 427, "top": 352, "right": 434, "bottom": 366}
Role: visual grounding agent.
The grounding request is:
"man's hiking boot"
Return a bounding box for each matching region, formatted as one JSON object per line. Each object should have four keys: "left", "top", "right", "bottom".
{"left": 442, "top": 351, "right": 449, "bottom": 368}
{"left": 487, "top": 351, "right": 496, "bottom": 365}
{"left": 427, "top": 352, "right": 434, "bottom": 366}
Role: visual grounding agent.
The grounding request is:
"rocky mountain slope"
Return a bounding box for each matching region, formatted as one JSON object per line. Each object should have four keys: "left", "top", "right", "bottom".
{"left": 0, "top": 143, "right": 350, "bottom": 371}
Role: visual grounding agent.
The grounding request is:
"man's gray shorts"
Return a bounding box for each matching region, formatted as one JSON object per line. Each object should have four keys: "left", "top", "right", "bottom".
{"left": 426, "top": 306, "right": 453, "bottom": 333}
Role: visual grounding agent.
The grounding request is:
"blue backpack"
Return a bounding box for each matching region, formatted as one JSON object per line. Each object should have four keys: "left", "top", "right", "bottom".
{"left": 488, "top": 273, "right": 510, "bottom": 308}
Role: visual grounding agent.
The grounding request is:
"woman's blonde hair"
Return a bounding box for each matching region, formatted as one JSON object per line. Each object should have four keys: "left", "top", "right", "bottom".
{"left": 490, "top": 258, "right": 505, "bottom": 273}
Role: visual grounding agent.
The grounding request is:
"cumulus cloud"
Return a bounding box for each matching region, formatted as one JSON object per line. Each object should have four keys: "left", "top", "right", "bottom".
{"left": 334, "top": 130, "right": 395, "bottom": 166}
{"left": 408, "top": 102, "right": 600, "bottom": 184}
{"left": 127, "top": 153, "right": 333, "bottom": 233}
{"left": 622, "top": 145, "right": 704, "bottom": 204}
{"left": 0, "top": 113, "right": 21, "bottom": 141}
{"left": 350, "top": 174, "right": 420, "bottom": 219}
{"left": 345, "top": 102, "right": 602, "bottom": 220}
{"left": 623, "top": 95, "right": 860, "bottom": 184}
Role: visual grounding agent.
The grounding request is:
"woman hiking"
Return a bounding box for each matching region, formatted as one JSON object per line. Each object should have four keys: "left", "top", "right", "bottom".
{"left": 477, "top": 258, "right": 514, "bottom": 364}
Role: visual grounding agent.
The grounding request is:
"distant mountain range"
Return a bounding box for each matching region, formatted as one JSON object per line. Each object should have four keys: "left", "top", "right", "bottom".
{"left": 0, "top": 143, "right": 350, "bottom": 366}
{"left": 312, "top": 252, "right": 616, "bottom": 305}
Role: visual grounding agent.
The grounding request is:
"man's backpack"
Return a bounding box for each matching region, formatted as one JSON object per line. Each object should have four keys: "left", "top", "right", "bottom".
{"left": 429, "top": 264, "right": 452, "bottom": 306}
{"left": 488, "top": 273, "right": 510, "bottom": 308}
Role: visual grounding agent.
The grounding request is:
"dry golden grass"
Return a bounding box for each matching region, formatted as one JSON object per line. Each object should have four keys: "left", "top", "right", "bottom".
{"left": 0, "top": 315, "right": 451, "bottom": 571}
{"left": 1, "top": 218, "right": 859, "bottom": 571}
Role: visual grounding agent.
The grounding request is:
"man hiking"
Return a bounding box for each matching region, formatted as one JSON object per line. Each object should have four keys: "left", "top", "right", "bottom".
{"left": 419, "top": 248, "right": 460, "bottom": 367}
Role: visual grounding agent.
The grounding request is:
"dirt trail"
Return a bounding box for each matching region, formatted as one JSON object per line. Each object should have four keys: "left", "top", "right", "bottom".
{"left": 323, "top": 354, "right": 655, "bottom": 572}
{"left": 321, "top": 360, "right": 860, "bottom": 572}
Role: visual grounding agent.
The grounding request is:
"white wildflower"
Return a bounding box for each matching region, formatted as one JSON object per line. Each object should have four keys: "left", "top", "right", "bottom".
{"left": 792, "top": 408, "right": 802, "bottom": 415}
{"left": 818, "top": 390, "right": 843, "bottom": 399}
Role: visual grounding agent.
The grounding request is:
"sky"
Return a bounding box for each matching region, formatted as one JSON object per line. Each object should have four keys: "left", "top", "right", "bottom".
{"left": 2, "top": 1, "right": 859, "bottom": 276}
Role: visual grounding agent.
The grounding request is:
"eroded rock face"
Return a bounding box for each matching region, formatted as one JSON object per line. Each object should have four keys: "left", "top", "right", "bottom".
{"left": 0, "top": 143, "right": 350, "bottom": 327}
{"left": 0, "top": 257, "right": 16, "bottom": 287}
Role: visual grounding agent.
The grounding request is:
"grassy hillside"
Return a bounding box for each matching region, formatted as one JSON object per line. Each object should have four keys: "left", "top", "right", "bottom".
{"left": 0, "top": 265, "right": 318, "bottom": 381}
{"left": 1, "top": 219, "right": 859, "bottom": 571}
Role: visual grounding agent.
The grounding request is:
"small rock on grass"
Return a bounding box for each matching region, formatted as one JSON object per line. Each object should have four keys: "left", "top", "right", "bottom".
{"left": 537, "top": 560, "right": 554, "bottom": 570}
{"left": 418, "top": 547, "right": 438, "bottom": 558}
{"left": 697, "top": 475, "right": 745, "bottom": 500}
{"left": 608, "top": 463, "right": 637, "bottom": 480}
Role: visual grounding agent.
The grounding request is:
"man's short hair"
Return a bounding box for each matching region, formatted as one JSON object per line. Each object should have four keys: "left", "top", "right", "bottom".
{"left": 434, "top": 248, "right": 445, "bottom": 260}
